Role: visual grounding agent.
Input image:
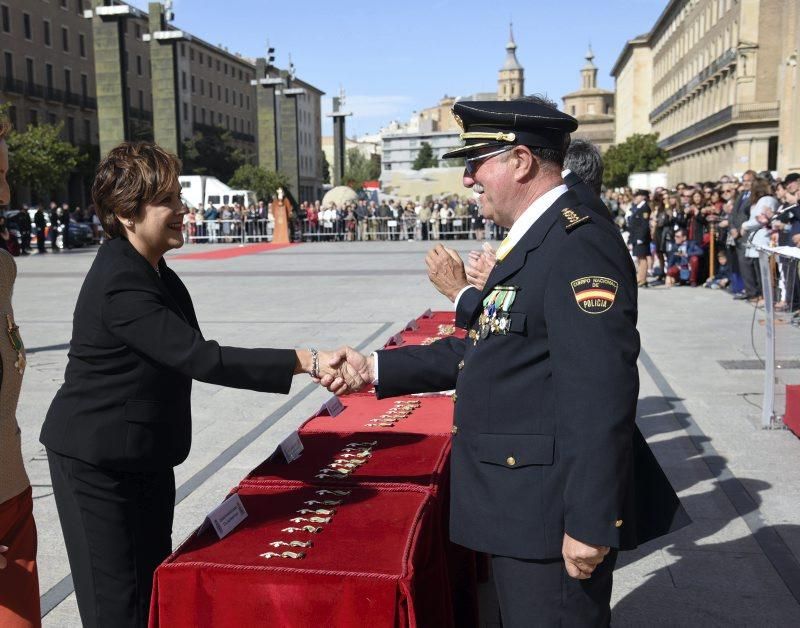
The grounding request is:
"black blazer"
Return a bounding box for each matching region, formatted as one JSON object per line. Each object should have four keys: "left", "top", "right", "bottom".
{"left": 40, "top": 237, "right": 296, "bottom": 472}
{"left": 379, "top": 190, "right": 688, "bottom": 559}
{"left": 563, "top": 170, "right": 613, "bottom": 222}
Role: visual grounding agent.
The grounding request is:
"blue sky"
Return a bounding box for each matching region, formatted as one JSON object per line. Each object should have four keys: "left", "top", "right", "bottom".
{"left": 129, "top": 0, "right": 666, "bottom": 137}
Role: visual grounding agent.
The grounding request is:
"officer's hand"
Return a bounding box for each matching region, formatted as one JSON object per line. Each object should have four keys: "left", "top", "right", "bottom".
{"left": 319, "top": 346, "right": 373, "bottom": 395}
{"left": 426, "top": 245, "right": 468, "bottom": 302}
{"left": 466, "top": 247, "right": 496, "bottom": 291}
{"left": 562, "top": 533, "right": 610, "bottom": 580}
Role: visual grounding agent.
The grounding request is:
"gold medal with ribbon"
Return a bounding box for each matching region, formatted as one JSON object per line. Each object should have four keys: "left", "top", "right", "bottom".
{"left": 6, "top": 314, "right": 25, "bottom": 375}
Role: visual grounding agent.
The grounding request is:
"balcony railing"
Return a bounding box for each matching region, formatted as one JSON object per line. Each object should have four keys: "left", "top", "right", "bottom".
{"left": 2, "top": 77, "right": 97, "bottom": 110}
{"left": 650, "top": 48, "right": 738, "bottom": 123}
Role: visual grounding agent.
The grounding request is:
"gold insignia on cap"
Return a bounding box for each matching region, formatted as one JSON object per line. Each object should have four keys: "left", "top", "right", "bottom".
{"left": 460, "top": 131, "right": 516, "bottom": 143}
{"left": 570, "top": 276, "right": 619, "bottom": 315}
{"left": 452, "top": 111, "right": 464, "bottom": 131}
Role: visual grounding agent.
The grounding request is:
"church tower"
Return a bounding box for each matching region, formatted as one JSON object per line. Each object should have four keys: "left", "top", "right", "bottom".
{"left": 581, "top": 46, "right": 599, "bottom": 89}
{"left": 497, "top": 23, "right": 524, "bottom": 101}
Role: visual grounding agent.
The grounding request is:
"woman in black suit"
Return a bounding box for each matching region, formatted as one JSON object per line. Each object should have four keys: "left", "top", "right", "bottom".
{"left": 40, "top": 142, "right": 359, "bottom": 628}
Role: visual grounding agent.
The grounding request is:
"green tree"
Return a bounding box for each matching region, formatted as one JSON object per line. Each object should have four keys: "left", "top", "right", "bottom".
{"left": 181, "top": 125, "right": 245, "bottom": 181}
{"left": 321, "top": 150, "right": 331, "bottom": 184}
{"left": 412, "top": 142, "right": 438, "bottom": 170}
{"left": 6, "top": 122, "right": 84, "bottom": 201}
{"left": 602, "top": 133, "right": 667, "bottom": 188}
{"left": 343, "top": 147, "right": 372, "bottom": 190}
{"left": 228, "top": 164, "right": 291, "bottom": 202}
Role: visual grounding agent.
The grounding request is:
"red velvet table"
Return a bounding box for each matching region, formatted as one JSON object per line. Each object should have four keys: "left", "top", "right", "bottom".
{"left": 149, "top": 312, "right": 477, "bottom": 628}
{"left": 149, "top": 483, "right": 453, "bottom": 628}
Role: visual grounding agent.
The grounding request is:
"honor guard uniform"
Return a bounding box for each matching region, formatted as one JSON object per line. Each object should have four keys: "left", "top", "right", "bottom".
{"left": 628, "top": 190, "right": 653, "bottom": 258}
{"left": 374, "top": 99, "right": 689, "bottom": 627}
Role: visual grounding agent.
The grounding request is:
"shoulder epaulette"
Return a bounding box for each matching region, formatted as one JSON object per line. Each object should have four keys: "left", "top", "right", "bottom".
{"left": 560, "top": 207, "right": 592, "bottom": 232}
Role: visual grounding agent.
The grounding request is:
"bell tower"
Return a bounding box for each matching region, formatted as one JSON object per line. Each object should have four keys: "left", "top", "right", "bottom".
{"left": 497, "top": 23, "right": 524, "bottom": 100}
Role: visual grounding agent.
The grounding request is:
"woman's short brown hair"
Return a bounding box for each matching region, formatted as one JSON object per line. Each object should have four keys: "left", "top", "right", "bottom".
{"left": 92, "top": 141, "right": 181, "bottom": 238}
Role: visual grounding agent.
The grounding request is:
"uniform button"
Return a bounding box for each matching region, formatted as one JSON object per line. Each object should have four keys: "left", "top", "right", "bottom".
{"left": 451, "top": 425, "right": 458, "bottom": 435}
{"left": 615, "top": 519, "right": 623, "bottom": 528}
{"left": 458, "top": 360, "right": 464, "bottom": 370}
{"left": 452, "top": 393, "right": 457, "bottom": 404}
{"left": 506, "top": 456, "right": 516, "bottom": 466}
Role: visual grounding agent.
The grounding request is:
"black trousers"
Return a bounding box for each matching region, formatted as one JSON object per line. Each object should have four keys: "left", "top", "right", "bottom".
{"left": 736, "top": 242, "right": 760, "bottom": 297}
{"left": 492, "top": 550, "right": 618, "bottom": 628}
{"left": 47, "top": 450, "right": 175, "bottom": 628}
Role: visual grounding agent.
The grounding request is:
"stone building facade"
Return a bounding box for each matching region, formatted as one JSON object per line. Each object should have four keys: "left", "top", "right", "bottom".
{"left": 0, "top": 0, "right": 324, "bottom": 204}
{"left": 612, "top": 0, "right": 799, "bottom": 182}
{"left": 561, "top": 48, "right": 615, "bottom": 152}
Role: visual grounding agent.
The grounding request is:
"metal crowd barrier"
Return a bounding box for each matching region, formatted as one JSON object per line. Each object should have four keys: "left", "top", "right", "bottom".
{"left": 183, "top": 218, "right": 273, "bottom": 244}
{"left": 300, "top": 216, "right": 504, "bottom": 241}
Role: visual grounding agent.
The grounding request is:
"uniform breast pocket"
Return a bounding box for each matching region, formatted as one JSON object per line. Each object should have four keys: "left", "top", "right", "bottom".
{"left": 477, "top": 433, "right": 554, "bottom": 468}
{"left": 124, "top": 400, "right": 164, "bottom": 461}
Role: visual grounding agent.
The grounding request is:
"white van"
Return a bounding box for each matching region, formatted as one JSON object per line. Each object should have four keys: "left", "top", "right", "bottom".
{"left": 179, "top": 175, "right": 257, "bottom": 209}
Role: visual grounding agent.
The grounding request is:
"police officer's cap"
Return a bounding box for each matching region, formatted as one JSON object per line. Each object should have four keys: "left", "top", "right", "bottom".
{"left": 441, "top": 99, "right": 578, "bottom": 160}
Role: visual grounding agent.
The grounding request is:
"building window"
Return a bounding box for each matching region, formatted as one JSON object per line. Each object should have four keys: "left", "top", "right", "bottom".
{"left": 225, "top": 114, "right": 229, "bottom": 129}
{"left": 200, "top": 78, "right": 204, "bottom": 95}
{"left": 181, "top": 71, "right": 186, "bottom": 90}
{"left": 64, "top": 68, "right": 71, "bottom": 94}
{"left": 25, "top": 58, "right": 34, "bottom": 85}
{"left": 29, "top": 109, "right": 38, "bottom": 126}
{"left": 43, "top": 20, "right": 51, "bottom": 46}
{"left": 1, "top": 5, "right": 10, "bottom": 33}
{"left": 218, "top": 112, "right": 222, "bottom": 124}
{"left": 201, "top": 108, "right": 206, "bottom": 124}
{"left": 23, "top": 12, "right": 31, "bottom": 40}
{"left": 224, "top": 62, "right": 228, "bottom": 75}
{"left": 571, "top": 105, "right": 576, "bottom": 115}
{"left": 138, "top": 89, "right": 143, "bottom": 112}
{"left": 84, "top": 119, "right": 91, "bottom": 143}
{"left": 81, "top": 73, "right": 88, "bottom": 99}
{"left": 135, "top": 23, "right": 140, "bottom": 39}
{"left": 183, "top": 102, "right": 188, "bottom": 121}
{"left": 77, "top": 0, "right": 83, "bottom": 14}
{"left": 225, "top": 87, "right": 228, "bottom": 103}
{"left": 3, "top": 52, "right": 12, "bottom": 82}
{"left": 199, "top": 52, "right": 203, "bottom": 64}
{"left": 45, "top": 63, "right": 54, "bottom": 90}
{"left": 67, "top": 116, "right": 75, "bottom": 143}
{"left": 47, "top": 112, "right": 57, "bottom": 125}
{"left": 79, "top": 33, "right": 86, "bottom": 57}
{"left": 216, "top": 59, "right": 220, "bottom": 71}
{"left": 246, "top": 95, "right": 250, "bottom": 109}
{"left": 136, "top": 55, "right": 142, "bottom": 76}
{"left": 61, "top": 0, "right": 68, "bottom": 9}
{"left": 62, "top": 26, "right": 69, "bottom": 52}
{"left": 190, "top": 48, "right": 194, "bottom": 61}
{"left": 191, "top": 76, "right": 195, "bottom": 93}
{"left": 192, "top": 105, "right": 196, "bottom": 123}
{"left": 217, "top": 85, "right": 221, "bottom": 101}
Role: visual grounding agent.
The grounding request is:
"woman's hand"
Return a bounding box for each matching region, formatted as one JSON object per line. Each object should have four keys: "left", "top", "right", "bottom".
{"left": 296, "top": 348, "right": 365, "bottom": 395}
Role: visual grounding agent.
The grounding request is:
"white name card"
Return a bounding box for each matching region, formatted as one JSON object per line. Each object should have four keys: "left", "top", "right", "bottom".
{"left": 317, "top": 396, "right": 345, "bottom": 418}
{"left": 206, "top": 493, "right": 248, "bottom": 539}
{"left": 278, "top": 431, "right": 305, "bottom": 463}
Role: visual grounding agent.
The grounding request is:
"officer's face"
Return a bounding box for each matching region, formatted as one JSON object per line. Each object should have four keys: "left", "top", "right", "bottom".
{"left": 462, "top": 148, "right": 514, "bottom": 225}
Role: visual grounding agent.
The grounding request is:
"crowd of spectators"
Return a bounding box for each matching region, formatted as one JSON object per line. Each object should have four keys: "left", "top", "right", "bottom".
{"left": 609, "top": 170, "right": 800, "bottom": 311}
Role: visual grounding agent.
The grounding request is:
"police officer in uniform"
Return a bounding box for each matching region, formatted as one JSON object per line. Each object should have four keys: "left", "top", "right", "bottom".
{"left": 330, "top": 97, "right": 688, "bottom": 626}
{"left": 628, "top": 190, "right": 652, "bottom": 287}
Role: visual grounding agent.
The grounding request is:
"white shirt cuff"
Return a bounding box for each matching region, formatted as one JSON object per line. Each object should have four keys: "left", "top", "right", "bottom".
{"left": 453, "top": 285, "right": 473, "bottom": 311}
{"left": 371, "top": 351, "right": 379, "bottom": 385}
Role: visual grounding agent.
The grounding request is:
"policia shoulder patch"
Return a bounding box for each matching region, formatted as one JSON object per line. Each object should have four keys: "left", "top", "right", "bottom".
{"left": 570, "top": 276, "right": 618, "bottom": 314}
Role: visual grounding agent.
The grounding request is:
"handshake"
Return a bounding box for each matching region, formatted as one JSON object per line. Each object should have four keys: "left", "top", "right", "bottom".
{"left": 298, "top": 347, "right": 375, "bottom": 396}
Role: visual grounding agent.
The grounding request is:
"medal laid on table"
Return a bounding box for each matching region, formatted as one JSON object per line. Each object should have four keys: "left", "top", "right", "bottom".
{"left": 6, "top": 314, "right": 25, "bottom": 374}
{"left": 475, "top": 286, "right": 518, "bottom": 343}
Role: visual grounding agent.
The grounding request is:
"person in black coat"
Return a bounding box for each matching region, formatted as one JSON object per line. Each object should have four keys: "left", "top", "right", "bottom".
{"left": 628, "top": 190, "right": 653, "bottom": 287}
{"left": 328, "top": 98, "right": 689, "bottom": 627}
{"left": 33, "top": 207, "right": 47, "bottom": 253}
{"left": 39, "top": 142, "right": 360, "bottom": 628}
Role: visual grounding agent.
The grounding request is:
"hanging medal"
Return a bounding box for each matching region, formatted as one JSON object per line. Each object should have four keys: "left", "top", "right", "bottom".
{"left": 6, "top": 314, "right": 26, "bottom": 375}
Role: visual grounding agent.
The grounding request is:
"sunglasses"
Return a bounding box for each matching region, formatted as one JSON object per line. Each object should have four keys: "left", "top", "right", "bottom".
{"left": 464, "top": 146, "right": 514, "bottom": 177}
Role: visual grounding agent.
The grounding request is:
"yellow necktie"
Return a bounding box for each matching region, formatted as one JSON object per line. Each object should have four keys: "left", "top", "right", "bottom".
{"left": 495, "top": 236, "right": 514, "bottom": 261}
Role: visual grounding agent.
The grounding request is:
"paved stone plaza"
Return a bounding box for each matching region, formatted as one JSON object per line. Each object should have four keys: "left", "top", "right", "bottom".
{"left": 12, "top": 240, "right": 800, "bottom": 626}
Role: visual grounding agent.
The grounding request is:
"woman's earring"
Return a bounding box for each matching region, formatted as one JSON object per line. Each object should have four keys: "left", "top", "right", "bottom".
{"left": 127, "top": 221, "right": 134, "bottom": 227}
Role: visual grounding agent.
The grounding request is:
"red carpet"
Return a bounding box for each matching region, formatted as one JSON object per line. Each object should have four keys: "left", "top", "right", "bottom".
{"left": 169, "top": 242, "right": 296, "bottom": 261}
